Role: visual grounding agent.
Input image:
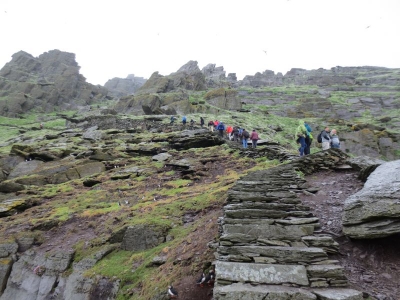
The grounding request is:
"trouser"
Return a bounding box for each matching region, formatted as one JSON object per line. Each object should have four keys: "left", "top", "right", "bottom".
{"left": 242, "top": 139, "right": 248, "bottom": 148}
{"left": 298, "top": 136, "right": 306, "bottom": 156}
{"left": 209, "top": 125, "right": 214, "bottom": 132}
{"left": 322, "top": 141, "right": 330, "bottom": 150}
{"left": 252, "top": 139, "right": 257, "bottom": 148}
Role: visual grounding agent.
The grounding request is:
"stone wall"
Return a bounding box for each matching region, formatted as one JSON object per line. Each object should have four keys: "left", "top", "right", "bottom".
{"left": 214, "top": 149, "right": 365, "bottom": 299}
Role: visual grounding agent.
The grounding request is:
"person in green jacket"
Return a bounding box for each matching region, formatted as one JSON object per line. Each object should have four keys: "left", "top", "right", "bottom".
{"left": 295, "top": 120, "right": 307, "bottom": 156}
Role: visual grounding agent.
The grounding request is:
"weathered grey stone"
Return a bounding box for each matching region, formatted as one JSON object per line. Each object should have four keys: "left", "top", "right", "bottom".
{"left": 218, "top": 246, "right": 327, "bottom": 264}
{"left": 17, "top": 237, "right": 35, "bottom": 252}
{"left": 8, "top": 160, "right": 44, "bottom": 179}
{"left": 223, "top": 224, "right": 314, "bottom": 241}
{"left": 121, "top": 225, "right": 168, "bottom": 251}
{"left": 45, "top": 251, "right": 74, "bottom": 273}
{"left": 37, "top": 275, "right": 57, "bottom": 300}
{"left": 152, "top": 153, "right": 172, "bottom": 162}
{"left": 0, "top": 243, "right": 18, "bottom": 256}
{"left": 306, "top": 265, "right": 346, "bottom": 280}
{"left": 302, "top": 236, "right": 339, "bottom": 253}
{"left": 0, "top": 181, "right": 25, "bottom": 193}
{"left": 343, "top": 160, "right": 400, "bottom": 238}
{"left": 312, "top": 288, "right": 363, "bottom": 300}
{"left": 215, "top": 261, "right": 309, "bottom": 286}
{"left": 82, "top": 126, "right": 104, "bottom": 140}
{"left": 276, "top": 217, "right": 319, "bottom": 225}
{"left": 346, "top": 156, "right": 385, "bottom": 182}
{"left": 0, "top": 258, "right": 13, "bottom": 294}
{"left": 214, "top": 283, "right": 317, "bottom": 300}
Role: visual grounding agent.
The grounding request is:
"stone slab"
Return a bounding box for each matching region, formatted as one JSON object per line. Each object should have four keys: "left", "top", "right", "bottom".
{"left": 215, "top": 261, "right": 309, "bottom": 286}
{"left": 312, "top": 288, "right": 363, "bottom": 300}
{"left": 214, "top": 283, "right": 317, "bottom": 300}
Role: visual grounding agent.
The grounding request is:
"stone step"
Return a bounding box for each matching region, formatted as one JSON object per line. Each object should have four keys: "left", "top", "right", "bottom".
{"left": 302, "top": 235, "right": 339, "bottom": 254}
{"left": 222, "top": 223, "right": 315, "bottom": 241}
{"left": 214, "top": 283, "right": 317, "bottom": 300}
{"left": 225, "top": 202, "right": 297, "bottom": 211}
{"left": 215, "top": 261, "right": 309, "bottom": 286}
{"left": 218, "top": 245, "right": 328, "bottom": 264}
{"left": 224, "top": 208, "right": 313, "bottom": 219}
{"left": 227, "top": 190, "right": 301, "bottom": 204}
{"left": 306, "top": 264, "right": 347, "bottom": 280}
{"left": 312, "top": 288, "right": 364, "bottom": 300}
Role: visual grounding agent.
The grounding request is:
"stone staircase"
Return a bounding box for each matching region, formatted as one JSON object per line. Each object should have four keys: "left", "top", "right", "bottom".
{"left": 214, "top": 149, "right": 365, "bottom": 300}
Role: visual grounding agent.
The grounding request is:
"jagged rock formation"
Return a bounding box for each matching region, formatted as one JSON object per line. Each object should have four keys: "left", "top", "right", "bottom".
{"left": 214, "top": 149, "right": 364, "bottom": 299}
{"left": 0, "top": 50, "right": 109, "bottom": 117}
{"left": 342, "top": 159, "right": 400, "bottom": 239}
{"left": 113, "top": 61, "right": 242, "bottom": 115}
{"left": 104, "top": 74, "right": 147, "bottom": 98}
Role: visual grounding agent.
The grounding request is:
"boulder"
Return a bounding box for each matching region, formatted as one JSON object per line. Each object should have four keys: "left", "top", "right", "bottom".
{"left": 0, "top": 181, "right": 25, "bottom": 193}
{"left": 346, "top": 156, "right": 386, "bottom": 182}
{"left": 342, "top": 160, "right": 400, "bottom": 238}
{"left": 121, "top": 225, "right": 169, "bottom": 251}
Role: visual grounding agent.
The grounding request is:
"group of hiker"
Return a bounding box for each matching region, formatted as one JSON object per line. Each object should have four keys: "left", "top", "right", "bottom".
{"left": 170, "top": 115, "right": 261, "bottom": 149}
{"left": 208, "top": 119, "right": 260, "bottom": 148}
{"left": 295, "top": 120, "right": 341, "bottom": 156}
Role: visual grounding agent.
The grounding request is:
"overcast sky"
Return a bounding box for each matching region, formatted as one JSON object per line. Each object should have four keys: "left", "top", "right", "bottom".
{"left": 1, "top": 0, "right": 399, "bottom": 85}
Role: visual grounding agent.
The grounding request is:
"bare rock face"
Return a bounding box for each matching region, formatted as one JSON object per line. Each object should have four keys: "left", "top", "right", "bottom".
{"left": 201, "top": 64, "right": 229, "bottom": 88}
{"left": 342, "top": 159, "right": 400, "bottom": 239}
{"left": 0, "top": 50, "right": 109, "bottom": 117}
{"left": 104, "top": 74, "right": 146, "bottom": 98}
{"left": 114, "top": 61, "right": 208, "bottom": 115}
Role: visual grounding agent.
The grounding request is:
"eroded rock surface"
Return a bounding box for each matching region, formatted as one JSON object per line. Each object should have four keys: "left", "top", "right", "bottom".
{"left": 342, "top": 160, "right": 400, "bottom": 239}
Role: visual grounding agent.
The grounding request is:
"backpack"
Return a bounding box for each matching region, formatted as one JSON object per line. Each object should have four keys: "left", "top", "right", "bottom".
{"left": 317, "top": 130, "right": 324, "bottom": 143}
{"left": 243, "top": 131, "right": 250, "bottom": 139}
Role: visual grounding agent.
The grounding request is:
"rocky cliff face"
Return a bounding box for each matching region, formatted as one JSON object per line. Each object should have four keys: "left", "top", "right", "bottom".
{"left": 104, "top": 74, "right": 147, "bottom": 98}
{"left": 0, "top": 50, "right": 109, "bottom": 117}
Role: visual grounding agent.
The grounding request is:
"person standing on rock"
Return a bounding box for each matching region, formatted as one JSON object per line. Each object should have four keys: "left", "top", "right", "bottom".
{"left": 330, "top": 129, "right": 340, "bottom": 148}
{"left": 250, "top": 129, "right": 260, "bottom": 148}
{"left": 295, "top": 120, "right": 307, "bottom": 156}
{"left": 304, "top": 122, "right": 313, "bottom": 155}
{"left": 242, "top": 129, "right": 250, "bottom": 148}
{"left": 216, "top": 121, "right": 225, "bottom": 138}
{"left": 321, "top": 126, "right": 331, "bottom": 150}
{"left": 200, "top": 117, "right": 204, "bottom": 128}
{"left": 182, "top": 116, "right": 187, "bottom": 126}
{"left": 208, "top": 120, "right": 214, "bottom": 132}
{"left": 226, "top": 125, "right": 233, "bottom": 140}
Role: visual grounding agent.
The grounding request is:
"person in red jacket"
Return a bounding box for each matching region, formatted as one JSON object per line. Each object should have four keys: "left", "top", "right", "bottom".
{"left": 226, "top": 125, "right": 233, "bottom": 140}
{"left": 250, "top": 129, "right": 260, "bottom": 148}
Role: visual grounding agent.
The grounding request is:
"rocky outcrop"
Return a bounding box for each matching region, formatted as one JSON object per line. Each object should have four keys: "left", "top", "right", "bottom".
{"left": 214, "top": 149, "right": 364, "bottom": 299}
{"left": 0, "top": 245, "right": 118, "bottom": 300}
{"left": 104, "top": 74, "right": 146, "bottom": 98}
{"left": 120, "top": 225, "right": 169, "bottom": 251}
{"left": 0, "top": 50, "right": 109, "bottom": 117}
{"left": 113, "top": 61, "right": 242, "bottom": 115}
{"left": 342, "top": 160, "right": 400, "bottom": 239}
{"left": 201, "top": 64, "right": 229, "bottom": 88}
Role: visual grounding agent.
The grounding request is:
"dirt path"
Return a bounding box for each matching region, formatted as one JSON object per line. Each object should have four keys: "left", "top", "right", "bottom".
{"left": 299, "top": 170, "right": 400, "bottom": 300}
